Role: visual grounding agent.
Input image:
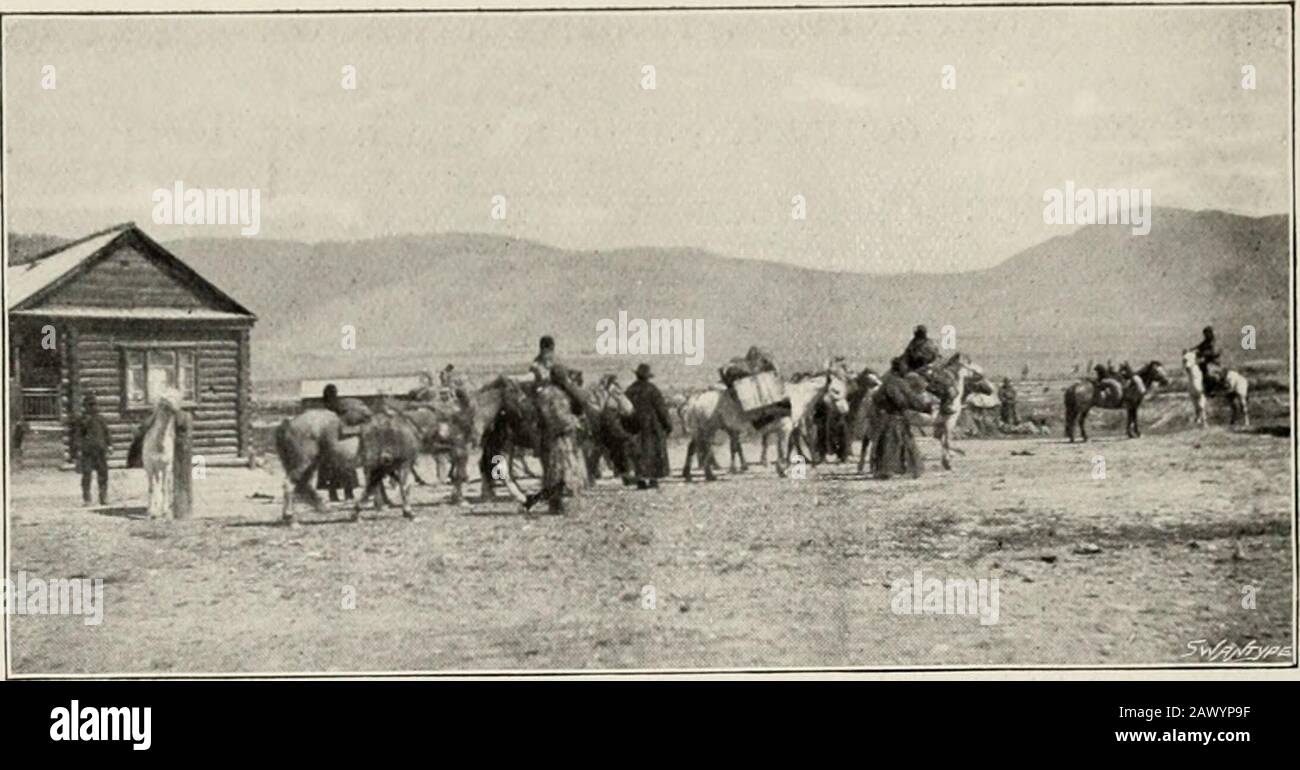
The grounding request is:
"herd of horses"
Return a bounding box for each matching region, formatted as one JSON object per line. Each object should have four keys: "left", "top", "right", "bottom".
{"left": 131, "top": 345, "right": 1254, "bottom": 523}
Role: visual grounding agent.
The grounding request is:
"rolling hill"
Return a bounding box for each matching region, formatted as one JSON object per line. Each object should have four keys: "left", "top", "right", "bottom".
{"left": 8, "top": 208, "right": 1290, "bottom": 391}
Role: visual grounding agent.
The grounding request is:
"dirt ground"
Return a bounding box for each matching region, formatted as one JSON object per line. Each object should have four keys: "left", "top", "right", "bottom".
{"left": 6, "top": 423, "right": 1294, "bottom": 674}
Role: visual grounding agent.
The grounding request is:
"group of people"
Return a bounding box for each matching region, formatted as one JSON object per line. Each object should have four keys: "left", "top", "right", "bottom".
{"left": 311, "top": 334, "right": 675, "bottom": 515}
{"left": 525, "top": 335, "right": 673, "bottom": 514}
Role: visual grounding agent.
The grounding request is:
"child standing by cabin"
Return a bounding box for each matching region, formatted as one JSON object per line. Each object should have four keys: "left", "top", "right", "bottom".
{"left": 74, "top": 393, "right": 111, "bottom": 505}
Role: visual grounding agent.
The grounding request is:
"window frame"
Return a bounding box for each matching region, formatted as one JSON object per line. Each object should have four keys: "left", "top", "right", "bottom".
{"left": 119, "top": 344, "right": 200, "bottom": 412}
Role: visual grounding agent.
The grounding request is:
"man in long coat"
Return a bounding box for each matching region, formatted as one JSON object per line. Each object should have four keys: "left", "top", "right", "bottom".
{"left": 998, "top": 377, "right": 1019, "bottom": 425}
{"left": 523, "top": 335, "right": 591, "bottom": 514}
{"left": 74, "top": 393, "right": 112, "bottom": 505}
{"left": 624, "top": 363, "right": 673, "bottom": 489}
{"left": 870, "top": 357, "right": 935, "bottom": 480}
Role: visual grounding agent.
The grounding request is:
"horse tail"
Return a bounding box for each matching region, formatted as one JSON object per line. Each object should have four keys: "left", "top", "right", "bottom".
{"left": 274, "top": 419, "right": 306, "bottom": 480}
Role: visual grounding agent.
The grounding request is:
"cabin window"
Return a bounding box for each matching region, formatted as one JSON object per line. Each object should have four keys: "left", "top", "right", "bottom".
{"left": 123, "top": 348, "right": 197, "bottom": 407}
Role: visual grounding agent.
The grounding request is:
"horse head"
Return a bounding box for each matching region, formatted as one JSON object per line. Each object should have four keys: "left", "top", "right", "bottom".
{"left": 1141, "top": 360, "right": 1170, "bottom": 389}
{"left": 155, "top": 387, "right": 183, "bottom": 415}
{"left": 1180, "top": 348, "right": 1199, "bottom": 371}
{"left": 597, "top": 379, "right": 635, "bottom": 418}
{"left": 821, "top": 369, "right": 851, "bottom": 416}
{"left": 856, "top": 367, "right": 882, "bottom": 390}
{"left": 966, "top": 371, "right": 996, "bottom": 396}
{"left": 941, "top": 352, "right": 984, "bottom": 384}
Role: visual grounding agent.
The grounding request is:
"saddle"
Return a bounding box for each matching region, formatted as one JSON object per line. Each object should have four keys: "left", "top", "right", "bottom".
{"left": 1202, "top": 364, "right": 1228, "bottom": 395}
{"left": 908, "top": 366, "right": 957, "bottom": 415}
{"left": 1095, "top": 378, "right": 1124, "bottom": 406}
{"left": 720, "top": 346, "right": 779, "bottom": 387}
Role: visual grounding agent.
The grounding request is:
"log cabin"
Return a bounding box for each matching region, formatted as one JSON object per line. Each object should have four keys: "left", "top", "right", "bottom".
{"left": 7, "top": 223, "right": 256, "bottom": 467}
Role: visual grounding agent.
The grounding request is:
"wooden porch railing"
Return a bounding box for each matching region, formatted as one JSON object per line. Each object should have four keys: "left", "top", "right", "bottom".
{"left": 21, "top": 387, "right": 61, "bottom": 421}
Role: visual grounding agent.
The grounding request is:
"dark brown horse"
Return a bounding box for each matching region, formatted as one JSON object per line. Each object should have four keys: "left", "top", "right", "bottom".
{"left": 1063, "top": 360, "right": 1170, "bottom": 441}
{"left": 478, "top": 377, "right": 543, "bottom": 501}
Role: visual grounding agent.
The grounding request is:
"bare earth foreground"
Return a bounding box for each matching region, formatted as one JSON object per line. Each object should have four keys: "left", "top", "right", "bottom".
{"left": 7, "top": 428, "right": 1294, "bottom": 673}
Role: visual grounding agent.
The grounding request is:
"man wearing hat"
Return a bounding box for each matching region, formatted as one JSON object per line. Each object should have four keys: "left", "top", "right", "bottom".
{"left": 624, "top": 363, "right": 673, "bottom": 489}
{"left": 869, "top": 357, "right": 934, "bottom": 480}
{"left": 74, "top": 392, "right": 112, "bottom": 505}
{"left": 901, "top": 324, "right": 957, "bottom": 416}
{"left": 903, "top": 325, "right": 940, "bottom": 372}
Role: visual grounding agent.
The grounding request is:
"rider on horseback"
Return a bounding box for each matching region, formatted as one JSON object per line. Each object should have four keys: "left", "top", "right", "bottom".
{"left": 901, "top": 325, "right": 955, "bottom": 415}
{"left": 1194, "top": 326, "right": 1223, "bottom": 393}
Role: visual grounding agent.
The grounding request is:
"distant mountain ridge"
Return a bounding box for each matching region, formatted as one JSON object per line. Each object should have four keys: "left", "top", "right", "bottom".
{"left": 8, "top": 208, "right": 1290, "bottom": 389}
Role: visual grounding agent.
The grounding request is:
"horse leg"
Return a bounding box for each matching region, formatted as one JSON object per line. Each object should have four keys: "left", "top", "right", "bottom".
{"left": 703, "top": 431, "right": 719, "bottom": 482}
{"left": 773, "top": 429, "right": 789, "bottom": 477}
{"left": 682, "top": 437, "right": 694, "bottom": 482}
{"left": 938, "top": 423, "right": 952, "bottom": 471}
{"left": 733, "top": 432, "right": 749, "bottom": 472}
{"left": 450, "top": 450, "right": 469, "bottom": 506}
{"left": 399, "top": 464, "right": 414, "bottom": 519}
{"left": 353, "top": 468, "right": 382, "bottom": 521}
{"left": 282, "top": 475, "right": 298, "bottom": 525}
{"left": 586, "top": 442, "right": 602, "bottom": 485}
{"left": 146, "top": 469, "right": 159, "bottom": 518}
{"left": 1240, "top": 388, "right": 1250, "bottom": 428}
{"left": 163, "top": 464, "right": 175, "bottom": 519}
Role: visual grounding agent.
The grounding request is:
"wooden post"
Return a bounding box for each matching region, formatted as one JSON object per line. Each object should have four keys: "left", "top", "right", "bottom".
{"left": 172, "top": 408, "right": 193, "bottom": 519}
{"left": 63, "top": 323, "right": 77, "bottom": 465}
{"left": 236, "top": 327, "right": 251, "bottom": 459}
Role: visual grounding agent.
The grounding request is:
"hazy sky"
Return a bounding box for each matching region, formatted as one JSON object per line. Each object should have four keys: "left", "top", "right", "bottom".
{"left": 2, "top": 7, "right": 1291, "bottom": 273}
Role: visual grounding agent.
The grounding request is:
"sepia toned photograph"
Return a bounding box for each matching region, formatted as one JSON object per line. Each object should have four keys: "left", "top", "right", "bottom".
{"left": 1, "top": 3, "right": 1294, "bottom": 677}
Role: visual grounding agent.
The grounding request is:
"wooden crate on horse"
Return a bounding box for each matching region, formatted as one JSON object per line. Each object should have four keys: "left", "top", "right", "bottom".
{"left": 731, "top": 370, "right": 787, "bottom": 413}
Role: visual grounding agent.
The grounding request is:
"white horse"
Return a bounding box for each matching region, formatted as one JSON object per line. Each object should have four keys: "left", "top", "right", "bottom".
{"left": 856, "top": 354, "right": 986, "bottom": 472}
{"left": 143, "top": 388, "right": 183, "bottom": 519}
{"left": 1181, "top": 349, "right": 1250, "bottom": 428}
{"left": 681, "top": 370, "right": 850, "bottom": 481}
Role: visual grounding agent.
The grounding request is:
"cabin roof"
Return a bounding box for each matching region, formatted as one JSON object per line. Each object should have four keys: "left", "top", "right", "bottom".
{"left": 10, "top": 305, "right": 254, "bottom": 321}
{"left": 7, "top": 224, "right": 132, "bottom": 310}
{"left": 6, "top": 222, "right": 256, "bottom": 318}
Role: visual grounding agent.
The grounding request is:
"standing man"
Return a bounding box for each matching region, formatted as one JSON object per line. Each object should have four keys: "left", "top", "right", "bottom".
{"left": 998, "top": 377, "right": 1019, "bottom": 425}
{"left": 625, "top": 363, "right": 673, "bottom": 489}
{"left": 870, "top": 357, "right": 935, "bottom": 480}
{"left": 74, "top": 393, "right": 111, "bottom": 506}
{"left": 524, "top": 335, "right": 590, "bottom": 514}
